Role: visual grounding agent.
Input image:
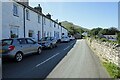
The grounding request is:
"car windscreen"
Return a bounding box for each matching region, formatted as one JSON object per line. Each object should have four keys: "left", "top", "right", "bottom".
{"left": 2, "top": 39, "right": 13, "bottom": 46}
{"left": 41, "top": 37, "right": 50, "bottom": 41}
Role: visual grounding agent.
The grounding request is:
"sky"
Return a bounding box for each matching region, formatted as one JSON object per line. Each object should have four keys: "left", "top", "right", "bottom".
{"left": 29, "top": 1, "right": 118, "bottom": 29}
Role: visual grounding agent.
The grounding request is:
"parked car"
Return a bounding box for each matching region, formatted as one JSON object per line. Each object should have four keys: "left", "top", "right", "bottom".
{"left": 69, "top": 35, "right": 75, "bottom": 41}
{"left": 38, "top": 37, "right": 57, "bottom": 49}
{"left": 61, "top": 36, "right": 70, "bottom": 43}
{"left": 0, "top": 38, "right": 42, "bottom": 62}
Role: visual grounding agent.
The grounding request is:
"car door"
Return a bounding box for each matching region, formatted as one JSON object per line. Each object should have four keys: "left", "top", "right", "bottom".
{"left": 17, "top": 39, "right": 28, "bottom": 55}
{"left": 26, "top": 38, "right": 37, "bottom": 53}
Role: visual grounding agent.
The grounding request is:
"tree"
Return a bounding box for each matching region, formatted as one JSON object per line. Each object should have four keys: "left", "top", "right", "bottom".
{"left": 90, "top": 28, "right": 103, "bottom": 36}
{"left": 108, "top": 27, "right": 119, "bottom": 35}
{"left": 99, "top": 27, "right": 118, "bottom": 35}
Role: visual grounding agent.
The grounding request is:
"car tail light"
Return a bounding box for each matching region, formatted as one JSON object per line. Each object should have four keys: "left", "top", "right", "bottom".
{"left": 8, "top": 45, "right": 15, "bottom": 51}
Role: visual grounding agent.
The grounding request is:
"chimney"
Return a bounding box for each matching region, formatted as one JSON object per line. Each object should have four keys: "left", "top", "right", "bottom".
{"left": 59, "top": 22, "right": 61, "bottom": 26}
{"left": 55, "top": 19, "right": 58, "bottom": 22}
{"left": 34, "top": 4, "right": 42, "bottom": 13}
{"left": 46, "top": 13, "right": 51, "bottom": 19}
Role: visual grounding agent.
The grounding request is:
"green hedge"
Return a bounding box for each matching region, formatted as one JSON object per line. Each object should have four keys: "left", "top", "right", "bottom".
{"left": 102, "top": 61, "right": 120, "bottom": 78}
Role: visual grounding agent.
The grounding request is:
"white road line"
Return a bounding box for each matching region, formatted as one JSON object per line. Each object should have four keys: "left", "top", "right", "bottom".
{"left": 36, "top": 53, "right": 60, "bottom": 67}
{"left": 35, "top": 42, "right": 74, "bottom": 67}
{"left": 64, "top": 46, "right": 70, "bottom": 50}
{"left": 70, "top": 43, "right": 74, "bottom": 46}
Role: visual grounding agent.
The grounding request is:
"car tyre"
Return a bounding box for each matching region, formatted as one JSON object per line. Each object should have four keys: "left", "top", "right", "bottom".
{"left": 37, "top": 48, "right": 42, "bottom": 55}
{"left": 50, "top": 44, "right": 53, "bottom": 49}
{"left": 15, "top": 52, "right": 23, "bottom": 62}
{"left": 55, "top": 44, "right": 57, "bottom": 47}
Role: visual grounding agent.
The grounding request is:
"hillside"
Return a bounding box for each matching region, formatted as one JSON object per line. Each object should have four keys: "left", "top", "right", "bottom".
{"left": 60, "top": 21, "right": 89, "bottom": 35}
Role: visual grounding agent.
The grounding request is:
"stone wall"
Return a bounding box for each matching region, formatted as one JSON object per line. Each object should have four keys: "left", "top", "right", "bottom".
{"left": 87, "top": 38, "right": 120, "bottom": 68}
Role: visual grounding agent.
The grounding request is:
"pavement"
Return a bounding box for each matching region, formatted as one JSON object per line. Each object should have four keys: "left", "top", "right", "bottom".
{"left": 47, "top": 39, "right": 110, "bottom": 78}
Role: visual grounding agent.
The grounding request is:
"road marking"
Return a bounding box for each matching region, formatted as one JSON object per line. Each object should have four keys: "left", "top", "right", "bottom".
{"left": 35, "top": 42, "right": 74, "bottom": 67}
{"left": 70, "top": 43, "right": 74, "bottom": 46}
{"left": 64, "top": 46, "right": 70, "bottom": 50}
{"left": 36, "top": 53, "right": 60, "bottom": 67}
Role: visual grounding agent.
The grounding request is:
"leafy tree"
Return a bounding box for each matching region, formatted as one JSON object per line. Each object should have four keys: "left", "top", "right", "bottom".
{"left": 99, "top": 27, "right": 118, "bottom": 35}
{"left": 90, "top": 28, "right": 103, "bottom": 36}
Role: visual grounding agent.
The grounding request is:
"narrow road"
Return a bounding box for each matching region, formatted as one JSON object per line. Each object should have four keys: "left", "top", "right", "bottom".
{"left": 47, "top": 39, "right": 110, "bottom": 78}
{"left": 2, "top": 40, "right": 76, "bottom": 79}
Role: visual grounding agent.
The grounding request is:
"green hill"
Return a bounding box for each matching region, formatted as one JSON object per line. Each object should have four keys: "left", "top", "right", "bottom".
{"left": 60, "top": 21, "right": 89, "bottom": 35}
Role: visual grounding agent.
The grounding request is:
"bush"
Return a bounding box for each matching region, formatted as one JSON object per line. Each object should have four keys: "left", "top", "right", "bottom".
{"left": 102, "top": 61, "right": 120, "bottom": 78}
{"left": 117, "top": 32, "right": 120, "bottom": 44}
{"left": 100, "top": 38, "right": 107, "bottom": 42}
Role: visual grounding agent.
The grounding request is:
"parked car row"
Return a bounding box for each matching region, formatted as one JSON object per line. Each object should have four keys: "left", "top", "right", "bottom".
{"left": 0, "top": 36, "right": 75, "bottom": 62}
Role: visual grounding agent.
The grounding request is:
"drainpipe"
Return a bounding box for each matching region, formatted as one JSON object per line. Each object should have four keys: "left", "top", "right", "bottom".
{"left": 42, "top": 15, "right": 44, "bottom": 38}
{"left": 23, "top": 6, "right": 26, "bottom": 38}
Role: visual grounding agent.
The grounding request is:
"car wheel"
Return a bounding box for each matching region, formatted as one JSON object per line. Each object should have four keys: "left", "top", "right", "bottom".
{"left": 55, "top": 44, "right": 57, "bottom": 47}
{"left": 37, "top": 48, "right": 42, "bottom": 55}
{"left": 50, "top": 44, "right": 53, "bottom": 49}
{"left": 15, "top": 52, "right": 23, "bottom": 62}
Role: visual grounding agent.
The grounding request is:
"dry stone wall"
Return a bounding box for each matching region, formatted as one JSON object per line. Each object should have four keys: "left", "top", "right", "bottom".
{"left": 87, "top": 38, "right": 120, "bottom": 68}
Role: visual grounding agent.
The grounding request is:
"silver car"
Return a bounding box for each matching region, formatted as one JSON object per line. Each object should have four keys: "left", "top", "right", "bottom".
{"left": 61, "top": 36, "right": 70, "bottom": 43}
{"left": 0, "top": 38, "right": 42, "bottom": 62}
{"left": 38, "top": 37, "right": 57, "bottom": 49}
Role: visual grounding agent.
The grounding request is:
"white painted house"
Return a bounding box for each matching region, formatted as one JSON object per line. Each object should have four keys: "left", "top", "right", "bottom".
{"left": 2, "top": 1, "right": 24, "bottom": 39}
{"left": 1, "top": 0, "right": 68, "bottom": 41}
{"left": 0, "top": 1, "right": 2, "bottom": 40}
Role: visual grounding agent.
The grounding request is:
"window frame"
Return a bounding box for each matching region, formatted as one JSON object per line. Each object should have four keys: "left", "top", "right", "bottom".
{"left": 26, "top": 38, "right": 35, "bottom": 44}
{"left": 26, "top": 9, "right": 30, "bottom": 20}
{"left": 13, "top": 3, "right": 19, "bottom": 17}
{"left": 38, "top": 15, "right": 41, "bottom": 23}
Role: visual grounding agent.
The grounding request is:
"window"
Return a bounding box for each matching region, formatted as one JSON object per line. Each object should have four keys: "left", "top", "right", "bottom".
{"left": 43, "top": 17, "right": 46, "bottom": 25}
{"left": 26, "top": 9, "right": 30, "bottom": 20}
{"left": 50, "top": 32, "right": 52, "bottom": 37}
{"left": 47, "top": 32, "right": 49, "bottom": 37}
{"left": 10, "top": 27, "right": 19, "bottom": 38}
{"left": 54, "top": 23, "right": 56, "bottom": 27}
{"left": 13, "top": 3, "right": 18, "bottom": 16}
{"left": 58, "top": 25, "right": 59, "bottom": 29}
{"left": 50, "top": 21, "right": 51, "bottom": 27}
{"left": 38, "top": 15, "right": 41, "bottom": 23}
{"left": 28, "top": 30, "right": 34, "bottom": 37}
{"left": 2, "top": 39, "right": 13, "bottom": 45}
{"left": 17, "top": 39, "right": 26, "bottom": 44}
{"left": 26, "top": 39, "right": 34, "bottom": 44}
{"left": 44, "top": 31, "right": 46, "bottom": 37}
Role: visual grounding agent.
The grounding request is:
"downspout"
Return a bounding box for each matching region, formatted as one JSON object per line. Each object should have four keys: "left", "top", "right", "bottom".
{"left": 42, "top": 15, "right": 43, "bottom": 38}
{"left": 23, "top": 6, "right": 26, "bottom": 38}
{"left": 61, "top": 26, "right": 62, "bottom": 38}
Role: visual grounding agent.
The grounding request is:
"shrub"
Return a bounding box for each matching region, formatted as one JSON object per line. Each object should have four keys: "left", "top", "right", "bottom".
{"left": 100, "top": 38, "right": 107, "bottom": 42}
{"left": 117, "top": 32, "right": 120, "bottom": 44}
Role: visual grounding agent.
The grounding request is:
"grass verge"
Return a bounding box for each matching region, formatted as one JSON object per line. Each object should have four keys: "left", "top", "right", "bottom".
{"left": 102, "top": 61, "right": 120, "bottom": 78}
